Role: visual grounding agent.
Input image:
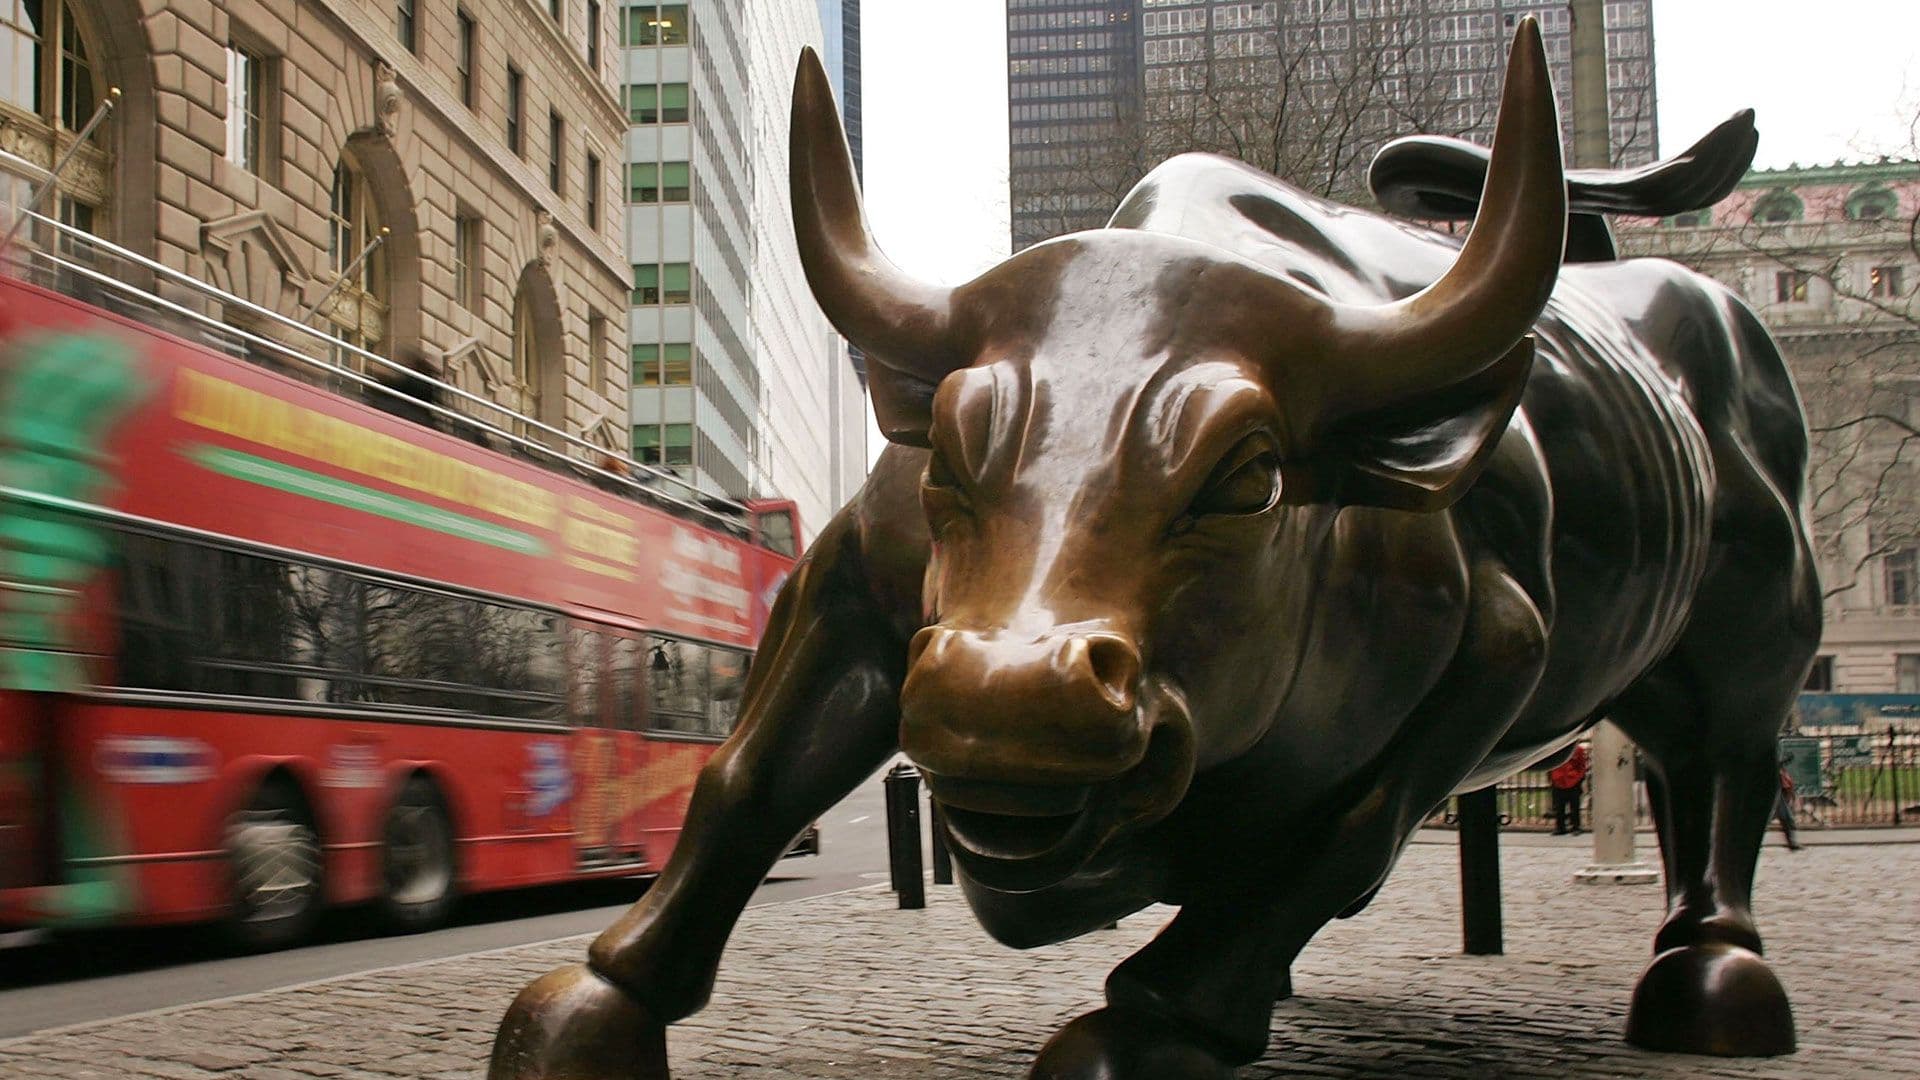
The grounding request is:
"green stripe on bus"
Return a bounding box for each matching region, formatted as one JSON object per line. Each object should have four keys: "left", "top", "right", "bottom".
{"left": 184, "top": 445, "right": 549, "bottom": 556}
{"left": 0, "top": 332, "right": 149, "bottom": 692}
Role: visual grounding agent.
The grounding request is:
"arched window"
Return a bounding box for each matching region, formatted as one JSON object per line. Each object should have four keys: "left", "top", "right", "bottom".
{"left": 0, "top": 0, "right": 111, "bottom": 239}
{"left": 510, "top": 262, "right": 564, "bottom": 438}
{"left": 321, "top": 153, "right": 391, "bottom": 366}
{"left": 512, "top": 282, "right": 541, "bottom": 433}
{"left": 1667, "top": 209, "right": 1712, "bottom": 229}
{"left": 1845, "top": 185, "right": 1899, "bottom": 222}
{"left": 1750, "top": 189, "right": 1803, "bottom": 225}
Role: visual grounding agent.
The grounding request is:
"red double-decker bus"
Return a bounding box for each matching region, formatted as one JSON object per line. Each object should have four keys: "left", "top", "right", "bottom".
{"left": 0, "top": 214, "right": 804, "bottom": 949}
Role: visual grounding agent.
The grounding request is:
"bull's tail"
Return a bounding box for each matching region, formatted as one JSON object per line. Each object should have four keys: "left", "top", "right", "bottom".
{"left": 1367, "top": 110, "right": 1758, "bottom": 263}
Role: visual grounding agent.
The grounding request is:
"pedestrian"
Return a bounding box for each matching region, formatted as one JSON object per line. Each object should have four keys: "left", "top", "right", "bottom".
{"left": 1549, "top": 742, "right": 1589, "bottom": 835}
{"left": 373, "top": 345, "right": 444, "bottom": 430}
{"left": 1775, "top": 765, "right": 1803, "bottom": 851}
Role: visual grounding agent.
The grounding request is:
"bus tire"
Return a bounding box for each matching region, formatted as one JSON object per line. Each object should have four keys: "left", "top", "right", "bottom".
{"left": 380, "top": 775, "right": 456, "bottom": 933}
{"left": 224, "top": 778, "right": 322, "bottom": 952}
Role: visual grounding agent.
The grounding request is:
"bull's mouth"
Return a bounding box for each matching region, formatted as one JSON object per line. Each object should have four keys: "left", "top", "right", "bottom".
{"left": 922, "top": 682, "right": 1195, "bottom": 894}
{"left": 935, "top": 803, "right": 1101, "bottom": 892}
{"left": 926, "top": 777, "right": 1094, "bottom": 869}
{"left": 940, "top": 806, "right": 1085, "bottom": 861}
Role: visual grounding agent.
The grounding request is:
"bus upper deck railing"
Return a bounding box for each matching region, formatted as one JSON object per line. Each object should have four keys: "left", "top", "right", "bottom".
{"left": 0, "top": 147, "right": 758, "bottom": 541}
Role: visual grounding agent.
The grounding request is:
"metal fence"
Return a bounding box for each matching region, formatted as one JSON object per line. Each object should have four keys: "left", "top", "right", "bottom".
{"left": 1432, "top": 728, "right": 1920, "bottom": 831}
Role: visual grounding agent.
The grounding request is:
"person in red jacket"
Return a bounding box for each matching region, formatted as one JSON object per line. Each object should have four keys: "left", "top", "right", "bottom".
{"left": 1550, "top": 743, "right": 1590, "bottom": 835}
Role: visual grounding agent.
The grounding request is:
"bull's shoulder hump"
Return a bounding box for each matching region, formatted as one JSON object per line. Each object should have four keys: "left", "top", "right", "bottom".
{"left": 1109, "top": 154, "right": 1460, "bottom": 301}
{"left": 1109, "top": 153, "right": 1283, "bottom": 230}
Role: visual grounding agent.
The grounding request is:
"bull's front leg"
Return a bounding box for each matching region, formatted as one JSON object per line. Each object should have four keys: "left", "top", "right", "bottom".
{"left": 490, "top": 515, "right": 907, "bottom": 1080}
{"left": 1033, "top": 560, "right": 1548, "bottom": 1079}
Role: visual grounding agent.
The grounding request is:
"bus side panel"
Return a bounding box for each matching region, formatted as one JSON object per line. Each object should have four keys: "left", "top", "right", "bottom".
{"left": 634, "top": 736, "right": 718, "bottom": 873}
{"left": 54, "top": 704, "right": 586, "bottom": 923}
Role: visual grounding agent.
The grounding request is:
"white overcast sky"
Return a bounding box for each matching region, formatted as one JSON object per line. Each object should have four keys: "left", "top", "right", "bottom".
{"left": 853, "top": 1, "right": 1920, "bottom": 463}
{"left": 859, "top": 0, "right": 1920, "bottom": 288}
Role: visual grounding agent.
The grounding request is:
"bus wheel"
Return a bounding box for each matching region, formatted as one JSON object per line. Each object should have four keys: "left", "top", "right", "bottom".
{"left": 381, "top": 776, "right": 455, "bottom": 933}
{"left": 224, "top": 780, "right": 322, "bottom": 951}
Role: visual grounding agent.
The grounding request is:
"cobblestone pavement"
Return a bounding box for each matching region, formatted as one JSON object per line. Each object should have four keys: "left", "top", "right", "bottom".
{"left": 2, "top": 840, "right": 1915, "bottom": 1078}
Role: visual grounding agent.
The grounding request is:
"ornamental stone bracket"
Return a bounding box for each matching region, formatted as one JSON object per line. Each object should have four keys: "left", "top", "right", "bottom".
{"left": 374, "top": 61, "right": 404, "bottom": 139}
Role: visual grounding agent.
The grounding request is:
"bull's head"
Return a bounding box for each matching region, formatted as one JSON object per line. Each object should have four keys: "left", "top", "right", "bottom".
{"left": 791, "top": 22, "right": 1566, "bottom": 892}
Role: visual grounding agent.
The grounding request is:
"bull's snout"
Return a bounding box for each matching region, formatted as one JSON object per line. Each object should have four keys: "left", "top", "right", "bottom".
{"left": 900, "top": 626, "right": 1148, "bottom": 784}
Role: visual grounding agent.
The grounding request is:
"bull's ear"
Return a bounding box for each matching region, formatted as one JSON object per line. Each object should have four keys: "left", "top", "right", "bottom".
{"left": 1323, "top": 336, "right": 1533, "bottom": 512}
{"left": 867, "top": 361, "right": 941, "bottom": 447}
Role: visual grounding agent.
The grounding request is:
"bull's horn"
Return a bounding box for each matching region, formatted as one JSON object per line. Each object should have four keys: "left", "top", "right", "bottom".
{"left": 790, "top": 47, "right": 962, "bottom": 442}
{"left": 1326, "top": 17, "right": 1566, "bottom": 415}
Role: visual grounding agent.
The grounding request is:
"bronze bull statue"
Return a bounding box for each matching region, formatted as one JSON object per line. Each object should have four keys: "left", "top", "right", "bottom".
{"left": 492, "top": 19, "right": 1817, "bottom": 1078}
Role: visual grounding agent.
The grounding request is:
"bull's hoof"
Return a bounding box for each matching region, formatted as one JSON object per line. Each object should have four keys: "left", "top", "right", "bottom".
{"left": 1029, "top": 1006, "right": 1239, "bottom": 1080}
{"left": 1625, "top": 944, "right": 1795, "bottom": 1057}
{"left": 489, "top": 964, "right": 670, "bottom": 1080}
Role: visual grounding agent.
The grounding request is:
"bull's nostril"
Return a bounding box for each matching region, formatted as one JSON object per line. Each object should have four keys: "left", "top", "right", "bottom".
{"left": 1081, "top": 633, "right": 1141, "bottom": 711}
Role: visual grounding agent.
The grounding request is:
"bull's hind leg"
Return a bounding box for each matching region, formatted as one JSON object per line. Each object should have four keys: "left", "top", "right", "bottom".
{"left": 1609, "top": 506, "right": 1818, "bottom": 1057}
{"left": 490, "top": 516, "right": 906, "bottom": 1080}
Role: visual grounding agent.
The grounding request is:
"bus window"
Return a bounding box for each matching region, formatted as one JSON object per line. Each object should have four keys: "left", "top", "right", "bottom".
{"left": 647, "top": 638, "right": 710, "bottom": 735}
{"left": 115, "top": 531, "right": 200, "bottom": 693}
{"left": 707, "top": 648, "right": 747, "bottom": 736}
{"left": 109, "top": 527, "right": 566, "bottom": 721}
{"left": 570, "top": 626, "right": 608, "bottom": 727}
{"left": 363, "top": 584, "right": 480, "bottom": 711}
{"left": 610, "top": 634, "right": 648, "bottom": 730}
{"left": 474, "top": 606, "right": 566, "bottom": 720}
{"left": 756, "top": 510, "right": 796, "bottom": 557}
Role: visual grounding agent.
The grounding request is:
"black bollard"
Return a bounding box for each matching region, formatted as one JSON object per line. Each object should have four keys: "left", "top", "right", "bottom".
{"left": 929, "top": 797, "right": 953, "bottom": 884}
{"left": 1457, "top": 786, "right": 1503, "bottom": 956}
{"left": 1890, "top": 726, "right": 1905, "bottom": 827}
{"left": 884, "top": 763, "right": 925, "bottom": 909}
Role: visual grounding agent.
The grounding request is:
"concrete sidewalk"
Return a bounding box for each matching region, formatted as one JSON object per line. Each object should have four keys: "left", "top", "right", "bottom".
{"left": 1, "top": 841, "right": 1915, "bottom": 1079}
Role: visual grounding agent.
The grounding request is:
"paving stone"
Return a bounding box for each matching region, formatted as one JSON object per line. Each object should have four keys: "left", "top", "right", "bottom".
{"left": 0, "top": 843, "right": 1915, "bottom": 1077}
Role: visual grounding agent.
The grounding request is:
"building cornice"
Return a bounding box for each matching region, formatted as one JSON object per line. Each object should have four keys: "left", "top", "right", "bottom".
{"left": 1738, "top": 159, "right": 1920, "bottom": 189}
{"left": 318, "top": 0, "right": 628, "bottom": 283}
{"left": 513, "top": 0, "right": 626, "bottom": 127}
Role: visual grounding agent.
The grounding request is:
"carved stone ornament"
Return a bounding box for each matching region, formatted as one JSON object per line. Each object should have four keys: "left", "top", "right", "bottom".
{"left": 200, "top": 211, "right": 308, "bottom": 298}
{"left": 441, "top": 335, "right": 483, "bottom": 379}
{"left": 583, "top": 411, "right": 623, "bottom": 452}
{"left": 446, "top": 335, "right": 511, "bottom": 391}
{"left": 0, "top": 109, "right": 112, "bottom": 206}
{"left": 374, "top": 61, "right": 403, "bottom": 138}
{"left": 491, "top": 22, "right": 1817, "bottom": 1080}
{"left": 535, "top": 211, "right": 559, "bottom": 267}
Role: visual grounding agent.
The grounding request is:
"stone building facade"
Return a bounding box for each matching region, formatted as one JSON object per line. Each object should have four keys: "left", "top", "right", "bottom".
{"left": 1619, "top": 160, "right": 1920, "bottom": 693}
{"left": 2, "top": 0, "right": 632, "bottom": 451}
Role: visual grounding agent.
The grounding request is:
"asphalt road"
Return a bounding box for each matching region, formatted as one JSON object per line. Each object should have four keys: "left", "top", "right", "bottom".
{"left": 0, "top": 762, "right": 917, "bottom": 1039}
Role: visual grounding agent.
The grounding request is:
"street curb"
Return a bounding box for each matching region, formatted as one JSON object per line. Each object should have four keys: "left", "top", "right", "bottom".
{"left": 0, "top": 880, "right": 895, "bottom": 1048}
{"left": 1409, "top": 828, "right": 1920, "bottom": 847}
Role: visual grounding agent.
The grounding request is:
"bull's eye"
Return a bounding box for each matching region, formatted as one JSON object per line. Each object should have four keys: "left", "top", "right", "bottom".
{"left": 925, "top": 450, "right": 960, "bottom": 492}
{"left": 922, "top": 450, "right": 970, "bottom": 525}
{"left": 1189, "top": 450, "right": 1280, "bottom": 519}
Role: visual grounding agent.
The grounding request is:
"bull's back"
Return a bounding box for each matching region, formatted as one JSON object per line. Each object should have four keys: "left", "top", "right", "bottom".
{"left": 1485, "top": 258, "right": 1811, "bottom": 758}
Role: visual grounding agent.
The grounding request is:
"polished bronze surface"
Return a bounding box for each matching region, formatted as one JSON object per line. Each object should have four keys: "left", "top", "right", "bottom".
{"left": 491, "top": 17, "right": 1815, "bottom": 1077}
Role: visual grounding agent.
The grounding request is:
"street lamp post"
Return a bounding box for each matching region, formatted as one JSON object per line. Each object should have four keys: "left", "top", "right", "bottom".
{"left": 1568, "top": 0, "right": 1657, "bottom": 887}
